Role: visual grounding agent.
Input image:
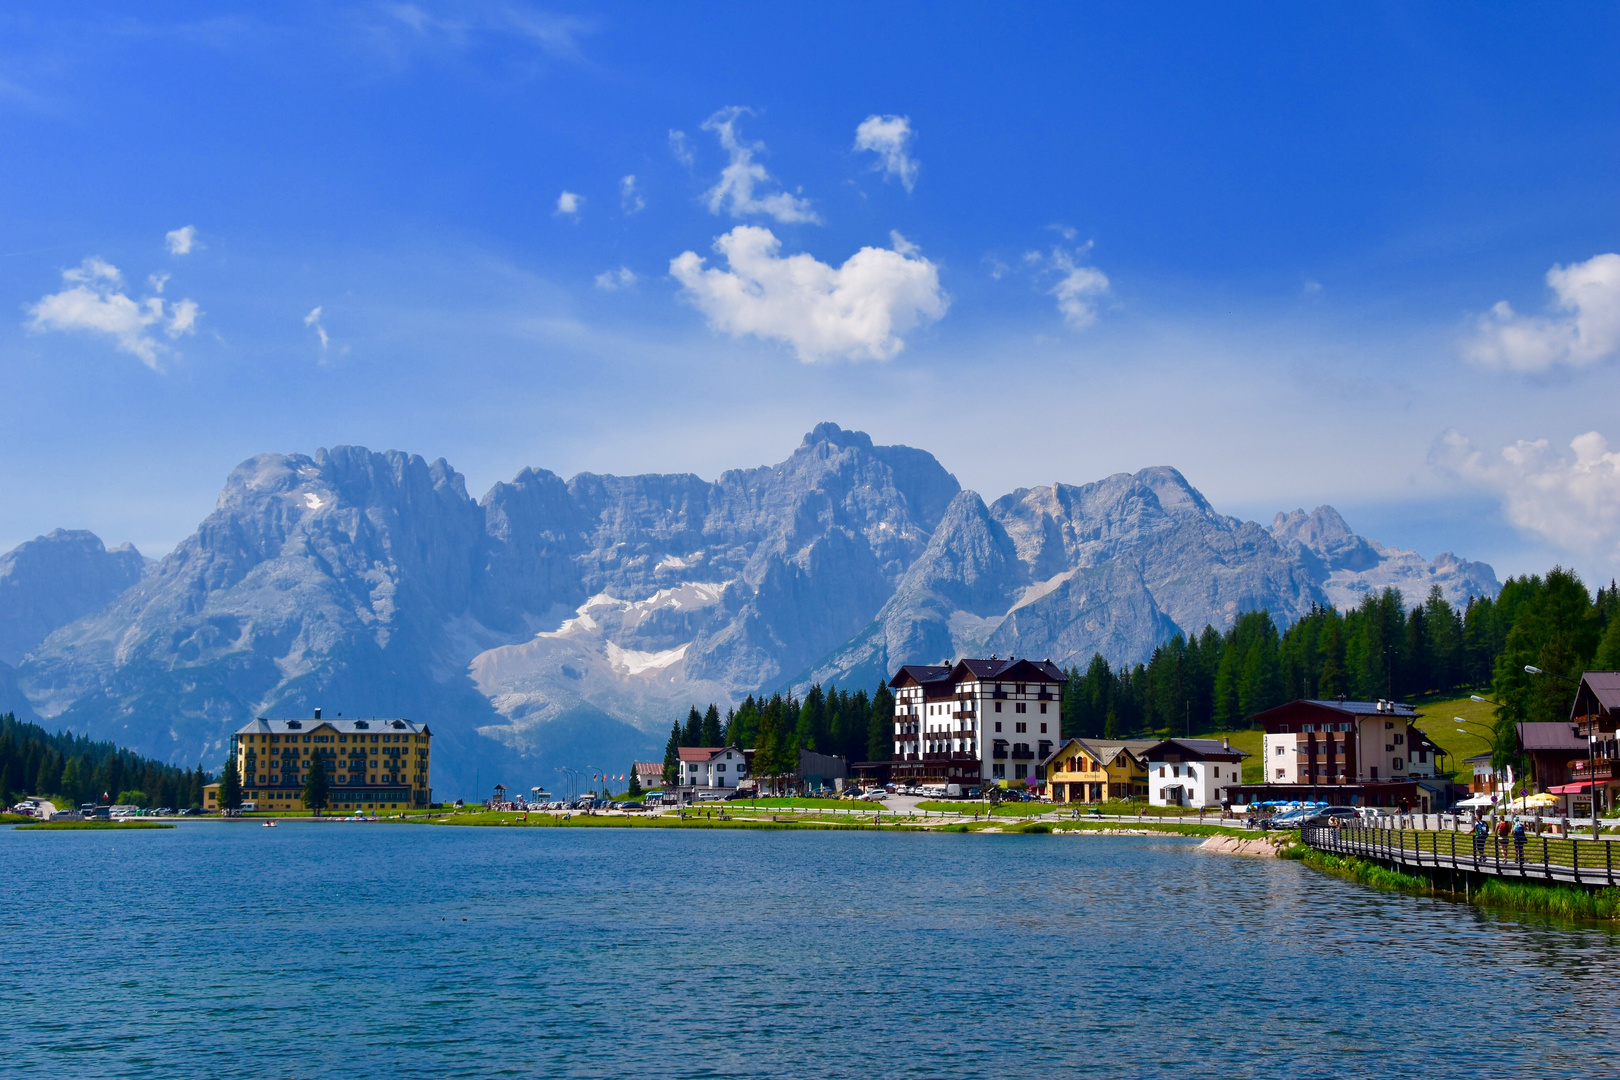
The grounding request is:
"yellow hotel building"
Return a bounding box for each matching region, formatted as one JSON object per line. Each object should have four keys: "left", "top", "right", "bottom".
{"left": 205, "top": 709, "right": 432, "bottom": 812}
{"left": 1043, "top": 737, "right": 1154, "bottom": 803}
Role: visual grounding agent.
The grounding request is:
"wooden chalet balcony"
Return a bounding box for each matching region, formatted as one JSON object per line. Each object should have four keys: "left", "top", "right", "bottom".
{"left": 921, "top": 751, "right": 981, "bottom": 763}
{"left": 1572, "top": 759, "right": 1618, "bottom": 782}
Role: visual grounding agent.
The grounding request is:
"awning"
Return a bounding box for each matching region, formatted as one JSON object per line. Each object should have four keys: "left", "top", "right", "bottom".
{"left": 1549, "top": 781, "right": 1593, "bottom": 794}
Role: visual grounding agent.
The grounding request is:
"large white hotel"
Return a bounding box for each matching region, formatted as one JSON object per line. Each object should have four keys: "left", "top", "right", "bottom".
{"left": 889, "top": 657, "right": 1066, "bottom": 789}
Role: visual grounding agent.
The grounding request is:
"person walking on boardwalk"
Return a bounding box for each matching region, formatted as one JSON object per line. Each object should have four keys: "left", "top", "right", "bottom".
{"left": 1495, "top": 816, "right": 1511, "bottom": 857}
{"left": 1512, "top": 818, "right": 1527, "bottom": 864}
{"left": 1473, "top": 817, "right": 1487, "bottom": 859}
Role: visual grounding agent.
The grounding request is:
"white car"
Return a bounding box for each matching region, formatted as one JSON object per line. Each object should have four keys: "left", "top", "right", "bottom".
{"left": 860, "top": 790, "right": 887, "bottom": 801}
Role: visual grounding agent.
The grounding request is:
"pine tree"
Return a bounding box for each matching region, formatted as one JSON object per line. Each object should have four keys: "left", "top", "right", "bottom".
{"left": 662, "top": 721, "right": 680, "bottom": 786}
{"left": 626, "top": 764, "right": 644, "bottom": 799}
{"left": 189, "top": 765, "right": 204, "bottom": 809}
{"left": 866, "top": 683, "right": 894, "bottom": 763}
{"left": 681, "top": 706, "right": 703, "bottom": 747}
{"left": 61, "top": 758, "right": 82, "bottom": 805}
{"left": 220, "top": 756, "right": 243, "bottom": 811}
{"left": 301, "top": 751, "right": 329, "bottom": 815}
{"left": 700, "top": 704, "right": 722, "bottom": 746}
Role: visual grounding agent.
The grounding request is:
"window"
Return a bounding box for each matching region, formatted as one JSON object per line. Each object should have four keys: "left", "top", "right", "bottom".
{"left": 1015, "top": 722, "right": 1026, "bottom": 733}
{"left": 1015, "top": 702, "right": 1026, "bottom": 714}
{"left": 995, "top": 702, "right": 1002, "bottom": 713}
{"left": 716, "top": 764, "right": 726, "bottom": 772}
{"left": 1015, "top": 764, "right": 1028, "bottom": 779}
{"left": 1039, "top": 703, "right": 1047, "bottom": 714}
{"left": 1276, "top": 768, "right": 1285, "bottom": 779}
{"left": 1393, "top": 733, "right": 1404, "bottom": 745}
{"left": 1213, "top": 767, "right": 1220, "bottom": 779}
{"left": 1278, "top": 724, "right": 1289, "bottom": 733}
{"left": 1159, "top": 767, "right": 1166, "bottom": 777}
{"left": 994, "top": 722, "right": 1002, "bottom": 732}
{"left": 1039, "top": 723, "right": 1047, "bottom": 733}
{"left": 1275, "top": 745, "right": 1286, "bottom": 757}
{"left": 1393, "top": 758, "right": 1403, "bottom": 770}
{"left": 992, "top": 763, "right": 1006, "bottom": 778}
{"left": 1302, "top": 724, "right": 1314, "bottom": 733}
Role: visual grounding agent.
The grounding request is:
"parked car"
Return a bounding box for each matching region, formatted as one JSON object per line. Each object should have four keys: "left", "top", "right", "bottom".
{"left": 1259, "top": 807, "right": 1318, "bottom": 830}
{"left": 860, "top": 790, "right": 887, "bottom": 801}
{"left": 180, "top": 808, "right": 202, "bottom": 816}
{"left": 1297, "top": 807, "right": 1359, "bottom": 827}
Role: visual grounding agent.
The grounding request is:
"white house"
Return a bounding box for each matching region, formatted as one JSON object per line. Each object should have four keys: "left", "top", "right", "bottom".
{"left": 1142, "top": 738, "right": 1248, "bottom": 807}
{"left": 676, "top": 746, "right": 748, "bottom": 790}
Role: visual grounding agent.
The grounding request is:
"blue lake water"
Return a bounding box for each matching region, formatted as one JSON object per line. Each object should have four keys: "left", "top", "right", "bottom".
{"left": 5, "top": 822, "right": 1618, "bottom": 1078}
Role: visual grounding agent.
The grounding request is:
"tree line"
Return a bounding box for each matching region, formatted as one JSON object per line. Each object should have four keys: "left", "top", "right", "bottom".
{"left": 1063, "top": 575, "right": 1620, "bottom": 743}
{"left": 654, "top": 568, "right": 1620, "bottom": 782}
{"left": 661, "top": 683, "right": 894, "bottom": 785}
{"left": 0, "top": 713, "right": 210, "bottom": 810}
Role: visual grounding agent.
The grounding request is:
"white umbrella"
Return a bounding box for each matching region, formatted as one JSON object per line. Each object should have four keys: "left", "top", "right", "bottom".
{"left": 1454, "top": 793, "right": 1496, "bottom": 809}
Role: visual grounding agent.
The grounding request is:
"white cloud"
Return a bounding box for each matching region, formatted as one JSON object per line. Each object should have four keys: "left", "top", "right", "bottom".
{"left": 166, "top": 299, "right": 199, "bottom": 337}
{"left": 668, "top": 129, "right": 694, "bottom": 169}
{"left": 853, "top": 114, "right": 918, "bottom": 192}
{"left": 700, "top": 107, "right": 819, "bottom": 224}
{"left": 148, "top": 272, "right": 170, "bottom": 294}
{"left": 25, "top": 257, "right": 200, "bottom": 369}
{"left": 165, "top": 225, "right": 197, "bottom": 255}
{"left": 305, "top": 306, "right": 329, "bottom": 349}
{"left": 1041, "top": 246, "right": 1111, "bottom": 328}
{"left": 555, "top": 190, "right": 583, "bottom": 216}
{"left": 594, "top": 267, "right": 637, "bottom": 291}
{"left": 1439, "top": 430, "right": 1620, "bottom": 565}
{"left": 1463, "top": 253, "right": 1620, "bottom": 373}
{"left": 669, "top": 225, "right": 947, "bottom": 362}
{"left": 380, "top": 4, "right": 588, "bottom": 61}
{"left": 620, "top": 174, "right": 644, "bottom": 215}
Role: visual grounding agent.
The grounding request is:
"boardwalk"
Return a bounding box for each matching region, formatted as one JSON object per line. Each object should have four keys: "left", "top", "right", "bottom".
{"left": 1304, "top": 824, "right": 1620, "bottom": 889}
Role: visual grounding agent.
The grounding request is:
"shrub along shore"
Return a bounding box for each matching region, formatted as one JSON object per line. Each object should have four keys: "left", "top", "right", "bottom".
{"left": 1287, "top": 843, "right": 1620, "bottom": 922}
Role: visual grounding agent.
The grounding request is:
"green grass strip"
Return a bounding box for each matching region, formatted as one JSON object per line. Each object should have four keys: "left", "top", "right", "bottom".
{"left": 1297, "top": 846, "right": 1620, "bottom": 921}
{"left": 14, "top": 820, "right": 175, "bottom": 830}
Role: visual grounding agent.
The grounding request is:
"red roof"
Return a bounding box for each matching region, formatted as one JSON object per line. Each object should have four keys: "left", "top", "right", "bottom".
{"left": 676, "top": 746, "right": 730, "bottom": 762}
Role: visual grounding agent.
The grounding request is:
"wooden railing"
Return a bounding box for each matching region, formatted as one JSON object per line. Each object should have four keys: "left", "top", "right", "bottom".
{"left": 1303, "top": 824, "right": 1620, "bottom": 888}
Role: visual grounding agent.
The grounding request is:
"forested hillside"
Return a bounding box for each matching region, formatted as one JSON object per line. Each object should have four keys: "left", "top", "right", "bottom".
{"left": 0, "top": 713, "right": 209, "bottom": 809}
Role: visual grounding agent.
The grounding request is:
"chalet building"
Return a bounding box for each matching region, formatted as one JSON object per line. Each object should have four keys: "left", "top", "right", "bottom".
{"left": 1463, "top": 753, "right": 1502, "bottom": 795}
{"left": 1554, "top": 672, "right": 1620, "bottom": 815}
{"left": 675, "top": 746, "right": 748, "bottom": 792}
{"left": 1042, "top": 738, "right": 1154, "bottom": 803}
{"left": 633, "top": 761, "right": 665, "bottom": 792}
{"left": 1142, "top": 738, "right": 1247, "bottom": 807}
{"left": 889, "top": 657, "right": 1065, "bottom": 789}
{"left": 1228, "top": 698, "right": 1454, "bottom": 811}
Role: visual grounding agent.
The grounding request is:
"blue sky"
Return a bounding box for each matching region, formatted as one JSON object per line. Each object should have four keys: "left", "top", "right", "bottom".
{"left": 3, "top": 3, "right": 1620, "bottom": 585}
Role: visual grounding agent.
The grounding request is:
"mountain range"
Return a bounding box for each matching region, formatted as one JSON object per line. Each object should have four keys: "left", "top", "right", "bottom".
{"left": 0, "top": 423, "right": 1499, "bottom": 793}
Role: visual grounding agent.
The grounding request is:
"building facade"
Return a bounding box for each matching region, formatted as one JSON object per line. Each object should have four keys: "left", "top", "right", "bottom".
{"left": 210, "top": 710, "right": 432, "bottom": 812}
{"left": 676, "top": 746, "right": 748, "bottom": 791}
{"left": 889, "top": 657, "right": 1066, "bottom": 789}
{"left": 1229, "top": 698, "right": 1454, "bottom": 811}
{"left": 1043, "top": 738, "right": 1153, "bottom": 803}
{"left": 1142, "top": 739, "right": 1248, "bottom": 807}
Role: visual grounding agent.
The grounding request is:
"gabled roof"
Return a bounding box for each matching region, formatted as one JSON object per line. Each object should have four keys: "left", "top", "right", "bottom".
{"left": 236, "top": 717, "right": 429, "bottom": 735}
{"left": 1252, "top": 698, "right": 1422, "bottom": 722}
{"left": 891, "top": 656, "right": 1066, "bottom": 688}
{"left": 676, "top": 746, "right": 739, "bottom": 763}
{"left": 889, "top": 664, "right": 952, "bottom": 689}
{"left": 1139, "top": 737, "right": 1248, "bottom": 761}
{"left": 1573, "top": 672, "right": 1620, "bottom": 719}
{"left": 1042, "top": 737, "right": 1154, "bottom": 768}
{"left": 1516, "top": 722, "right": 1587, "bottom": 752}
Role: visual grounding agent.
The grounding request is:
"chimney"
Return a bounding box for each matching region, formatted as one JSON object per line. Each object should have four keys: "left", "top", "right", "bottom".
{"left": 1223, "top": 737, "right": 1230, "bottom": 751}
{"left": 314, "top": 707, "right": 321, "bottom": 720}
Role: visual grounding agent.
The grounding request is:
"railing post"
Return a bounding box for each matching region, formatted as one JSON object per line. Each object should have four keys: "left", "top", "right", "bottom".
{"left": 1573, "top": 838, "right": 1580, "bottom": 885}
{"left": 1542, "top": 836, "right": 1548, "bottom": 879}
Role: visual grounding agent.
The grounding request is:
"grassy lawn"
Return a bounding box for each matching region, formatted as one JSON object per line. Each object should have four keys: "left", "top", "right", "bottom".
{"left": 1409, "top": 691, "right": 1496, "bottom": 767}
{"left": 713, "top": 797, "right": 855, "bottom": 810}
{"left": 915, "top": 800, "right": 1047, "bottom": 816}
{"left": 0, "top": 812, "right": 35, "bottom": 824}
{"left": 14, "top": 820, "right": 175, "bottom": 830}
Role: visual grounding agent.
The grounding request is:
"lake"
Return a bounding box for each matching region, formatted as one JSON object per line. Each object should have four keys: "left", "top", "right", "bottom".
{"left": 4, "top": 822, "right": 1616, "bottom": 1078}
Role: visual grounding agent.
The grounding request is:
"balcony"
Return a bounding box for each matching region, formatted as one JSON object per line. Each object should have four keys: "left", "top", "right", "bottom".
{"left": 1572, "top": 758, "right": 1618, "bottom": 782}
{"left": 1037, "top": 691, "right": 1053, "bottom": 701}
{"left": 1011, "top": 748, "right": 1035, "bottom": 761}
{"left": 992, "top": 690, "right": 1008, "bottom": 700}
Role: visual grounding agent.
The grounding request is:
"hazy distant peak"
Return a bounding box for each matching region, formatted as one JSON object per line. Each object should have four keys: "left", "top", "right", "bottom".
{"left": 801, "top": 421, "right": 873, "bottom": 451}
